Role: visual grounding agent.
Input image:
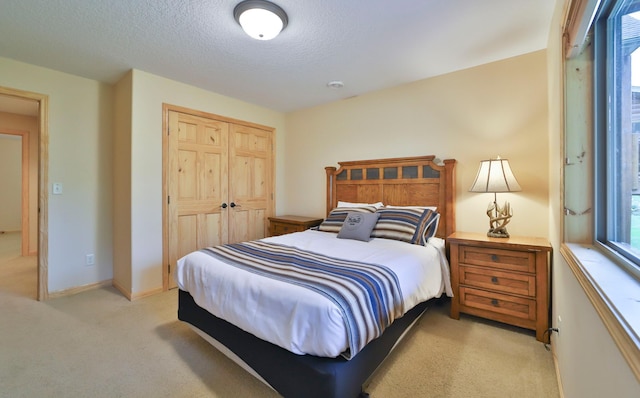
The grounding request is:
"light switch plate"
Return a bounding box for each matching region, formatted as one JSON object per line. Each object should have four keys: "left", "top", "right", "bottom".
{"left": 52, "top": 183, "right": 63, "bottom": 195}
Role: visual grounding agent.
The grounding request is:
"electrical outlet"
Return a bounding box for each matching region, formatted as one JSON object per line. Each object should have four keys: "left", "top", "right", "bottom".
{"left": 86, "top": 254, "right": 95, "bottom": 266}
{"left": 557, "top": 315, "right": 562, "bottom": 335}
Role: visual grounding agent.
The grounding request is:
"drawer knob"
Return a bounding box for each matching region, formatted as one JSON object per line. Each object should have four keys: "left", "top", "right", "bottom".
{"left": 491, "top": 276, "right": 498, "bottom": 284}
{"left": 491, "top": 254, "right": 499, "bottom": 262}
{"left": 491, "top": 299, "right": 499, "bottom": 307}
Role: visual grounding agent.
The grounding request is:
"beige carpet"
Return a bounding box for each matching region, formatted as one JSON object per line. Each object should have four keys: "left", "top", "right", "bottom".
{"left": 0, "top": 234, "right": 560, "bottom": 397}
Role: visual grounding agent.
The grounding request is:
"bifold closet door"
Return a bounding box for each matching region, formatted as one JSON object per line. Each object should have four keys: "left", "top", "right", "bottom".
{"left": 228, "top": 124, "right": 273, "bottom": 243}
{"left": 167, "top": 111, "right": 229, "bottom": 289}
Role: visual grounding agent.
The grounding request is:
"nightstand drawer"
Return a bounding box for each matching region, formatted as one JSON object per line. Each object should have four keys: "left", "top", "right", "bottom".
{"left": 459, "top": 286, "right": 536, "bottom": 322}
{"left": 271, "top": 223, "right": 298, "bottom": 236}
{"left": 459, "top": 245, "right": 536, "bottom": 273}
{"left": 459, "top": 265, "right": 536, "bottom": 297}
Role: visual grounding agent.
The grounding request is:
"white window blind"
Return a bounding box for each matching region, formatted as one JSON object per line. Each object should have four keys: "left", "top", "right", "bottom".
{"left": 564, "top": 0, "right": 601, "bottom": 57}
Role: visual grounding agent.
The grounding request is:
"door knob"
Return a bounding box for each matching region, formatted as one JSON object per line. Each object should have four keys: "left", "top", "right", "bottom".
{"left": 221, "top": 203, "right": 228, "bottom": 209}
{"left": 230, "top": 202, "right": 241, "bottom": 208}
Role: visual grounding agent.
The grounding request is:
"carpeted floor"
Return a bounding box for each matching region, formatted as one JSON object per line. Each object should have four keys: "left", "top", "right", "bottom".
{"left": 0, "top": 232, "right": 560, "bottom": 398}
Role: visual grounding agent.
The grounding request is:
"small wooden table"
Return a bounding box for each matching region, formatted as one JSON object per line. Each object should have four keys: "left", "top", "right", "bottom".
{"left": 268, "top": 215, "right": 324, "bottom": 237}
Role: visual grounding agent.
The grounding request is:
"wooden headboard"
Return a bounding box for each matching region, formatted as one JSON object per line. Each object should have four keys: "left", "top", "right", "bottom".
{"left": 325, "top": 155, "right": 456, "bottom": 239}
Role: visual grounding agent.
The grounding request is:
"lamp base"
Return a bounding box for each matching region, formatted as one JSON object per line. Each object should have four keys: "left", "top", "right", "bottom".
{"left": 487, "top": 228, "right": 510, "bottom": 238}
{"left": 485, "top": 199, "right": 513, "bottom": 239}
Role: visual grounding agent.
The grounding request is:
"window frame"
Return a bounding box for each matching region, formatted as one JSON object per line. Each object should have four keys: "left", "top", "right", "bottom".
{"left": 593, "top": 0, "right": 640, "bottom": 280}
{"left": 562, "top": 0, "right": 640, "bottom": 382}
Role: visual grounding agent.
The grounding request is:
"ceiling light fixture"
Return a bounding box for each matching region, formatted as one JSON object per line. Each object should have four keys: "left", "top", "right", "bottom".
{"left": 234, "top": 0, "right": 288, "bottom": 41}
{"left": 327, "top": 80, "right": 344, "bottom": 89}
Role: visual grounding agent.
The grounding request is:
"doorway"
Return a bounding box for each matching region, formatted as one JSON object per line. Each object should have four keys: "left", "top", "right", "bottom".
{"left": 0, "top": 87, "right": 49, "bottom": 301}
{"left": 0, "top": 131, "right": 29, "bottom": 256}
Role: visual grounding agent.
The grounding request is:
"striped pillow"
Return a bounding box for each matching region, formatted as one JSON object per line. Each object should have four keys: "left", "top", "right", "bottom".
{"left": 318, "top": 206, "right": 378, "bottom": 233}
{"left": 421, "top": 212, "right": 441, "bottom": 244}
{"left": 371, "top": 208, "right": 439, "bottom": 245}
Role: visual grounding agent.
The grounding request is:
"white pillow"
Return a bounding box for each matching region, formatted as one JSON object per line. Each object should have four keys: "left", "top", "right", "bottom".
{"left": 338, "top": 201, "right": 384, "bottom": 209}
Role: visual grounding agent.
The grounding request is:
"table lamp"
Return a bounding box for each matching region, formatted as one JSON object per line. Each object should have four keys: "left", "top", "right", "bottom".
{"left": 469, "top": 156, "right": 522, "bottom": 238}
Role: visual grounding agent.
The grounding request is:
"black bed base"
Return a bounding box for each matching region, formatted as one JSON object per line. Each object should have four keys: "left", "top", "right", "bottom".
{"left": 178, "top": 289, "right": 429, "bottom": 398}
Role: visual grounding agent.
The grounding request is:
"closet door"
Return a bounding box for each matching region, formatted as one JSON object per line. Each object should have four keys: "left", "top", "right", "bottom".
{"left": 228, "top": 124, "right": 273, "bottom": 243}
{"left": 167, "top": 111, "right": 229, "bottom": 289}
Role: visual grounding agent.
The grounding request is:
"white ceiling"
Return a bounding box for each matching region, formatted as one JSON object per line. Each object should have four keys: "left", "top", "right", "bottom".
{"left": 0, "top": 0, "right": 556, "bottom": 113}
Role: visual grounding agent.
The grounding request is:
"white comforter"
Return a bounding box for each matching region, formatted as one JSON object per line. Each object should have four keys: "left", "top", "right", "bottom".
{"left": 176, "top": 230, "right": 452, "bottom": 358}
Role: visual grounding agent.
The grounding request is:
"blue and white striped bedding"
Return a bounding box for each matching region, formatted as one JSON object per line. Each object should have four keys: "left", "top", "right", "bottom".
{"left": 176, "top": 229, "right": 451, "bottom": 359}
{"left": 201, "top": 240, "right": 403, "bottom": 359}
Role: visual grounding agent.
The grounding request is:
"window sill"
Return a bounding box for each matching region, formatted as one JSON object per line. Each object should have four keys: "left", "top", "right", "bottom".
{"left": 561, "top": 243, "right": 640, "bottom": 380}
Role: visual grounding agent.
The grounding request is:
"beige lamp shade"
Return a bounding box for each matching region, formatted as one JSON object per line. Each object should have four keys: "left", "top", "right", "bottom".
{"left": 469, "top": 157, "right": 521, "bottom": 193}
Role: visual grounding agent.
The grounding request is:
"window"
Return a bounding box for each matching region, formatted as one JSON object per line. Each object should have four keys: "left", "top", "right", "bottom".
{"left": 594, "top": 0, "right": 640, "bottom": 278}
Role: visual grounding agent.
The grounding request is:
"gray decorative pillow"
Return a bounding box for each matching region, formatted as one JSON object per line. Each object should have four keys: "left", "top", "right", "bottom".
{"left": 337, "top": 212, "right": 380, "bottom": 242}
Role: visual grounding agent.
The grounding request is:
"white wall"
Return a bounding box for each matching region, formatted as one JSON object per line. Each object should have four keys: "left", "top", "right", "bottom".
{"left": 121, "top": 69, "right": 286, "bottom": 296}
{"left": 285, "top": 50, "right": 550, "bottom": 239}
{"left": 0, "top": 134, "right": 22, "bottom": 231}
{"left": 0, "top": 56, "right": 113, "bottom": 293}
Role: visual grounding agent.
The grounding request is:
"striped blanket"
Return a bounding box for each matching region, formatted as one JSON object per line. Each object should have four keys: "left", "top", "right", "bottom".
{"left": 202, "top": 240, "right": 404, "bottom": 359}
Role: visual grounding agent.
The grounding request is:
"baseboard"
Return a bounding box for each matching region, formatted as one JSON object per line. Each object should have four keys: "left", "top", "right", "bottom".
{"left": 130, "top": 287, "right": 163, "bottom": 300}
{"left": 111, "top": 280, "right": 163, "bottom": 301}
{"left": 112, "top": 280, "right": 132, "bottom": 300}
{"left": 551, "top": 340, "right": 565, "bottom": 398}
{"left": 48, "top": 279, "right": 113, "bottom": 299}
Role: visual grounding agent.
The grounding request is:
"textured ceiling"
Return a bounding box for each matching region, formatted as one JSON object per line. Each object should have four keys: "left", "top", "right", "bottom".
{"left": 0, "top": 0, "right": 556, "bottom": 113}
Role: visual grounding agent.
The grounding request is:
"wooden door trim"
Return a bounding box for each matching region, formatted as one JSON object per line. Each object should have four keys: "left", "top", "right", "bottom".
{"left": 164, "top": 103, "right": 275, "bottom": 132}
{"left": 0, "top": 86, "right": 49, "bottom": 301}
{"left": 0, "top": 128, "right": 29, "bottom": 256}
{"left": 162, "top": 104, "right": 170, "bottom": 291}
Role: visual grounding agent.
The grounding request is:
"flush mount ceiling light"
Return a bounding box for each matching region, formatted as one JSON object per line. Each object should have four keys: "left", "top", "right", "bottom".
{"left": 234, "top": 0, "right": 288, "bottom": 40}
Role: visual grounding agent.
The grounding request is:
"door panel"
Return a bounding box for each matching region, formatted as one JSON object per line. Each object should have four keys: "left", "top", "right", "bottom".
{"left": 228, "top": 124, "right": 273, "bottom": 243}
{"left": 177, "top": 215, "right": 197, "bottom": 259}
{"left": 168, "top": 111, "right": 229, "bottom": 288}
{"left": 202, "top": 213, "right": 222, "bottom": 247}
{"left": 203, "top": 153, "right": 222, "bottom": 200}
{"left": 177, "top": 150, "right": 197, "bottom": 200}
{"left": 231, "top": 209, "right": 250, "bottom": 242}
{"left": 254, "top": 157, "right": 266, "bottom": 197}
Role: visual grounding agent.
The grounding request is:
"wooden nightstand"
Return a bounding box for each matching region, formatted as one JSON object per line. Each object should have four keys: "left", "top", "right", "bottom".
{"left": 268, "top": 215, "right": 324, "bottom": 237}
{"left": 448, "top": 231, "right": 552, "bottom": 343}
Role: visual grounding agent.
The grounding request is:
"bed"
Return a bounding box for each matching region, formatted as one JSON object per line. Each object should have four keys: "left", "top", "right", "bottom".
{"left": 176, "top": 155, "right": 457, "bottom": 398}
